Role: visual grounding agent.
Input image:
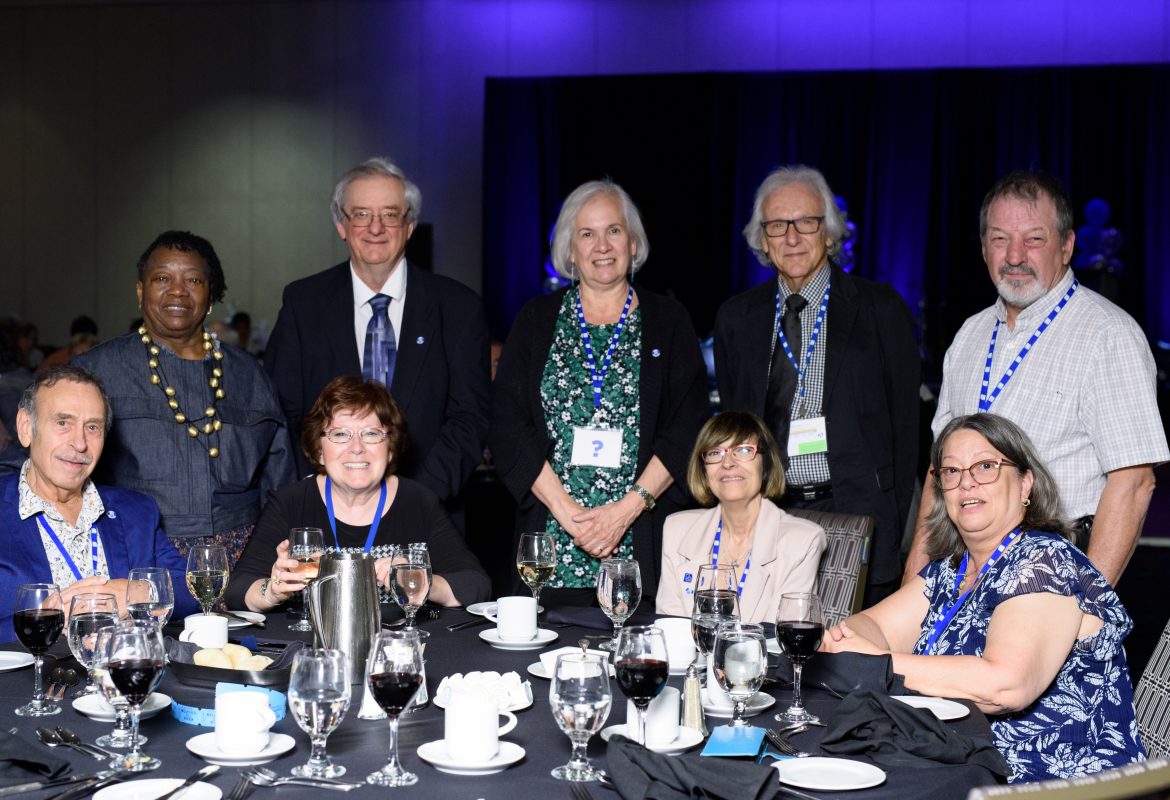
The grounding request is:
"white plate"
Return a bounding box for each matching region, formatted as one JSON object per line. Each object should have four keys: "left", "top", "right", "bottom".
{"left": 185, "top": 732, "right": 296, "bottom": 766}
{"left": 478, "top": 628, "right": 558, "bottom": 651}
{"left": 0, "top": 652, "right": 35, "bottom": 672}
{"left": 668, "top": 663, "right": 691, "bottom": 677}
{"left": 73, "top": 693, "right": 172, "bottom": 723}
{"left": 767, "top": 637, "right": 782, "bottom": 655}
{"left": 466, "top": 602, "right": 544, "bottom": 616}
{"left": 225, "top": 611, "right": 265, "bottom": 629}
{"left": 701, "top": 690, "right": 776, "bottom": 719}
{"left": 774, "top": 756, "right": 886, "bottom": 791}
{"left": 526, "top": 661, "right": 616, "bottom": 680}
{"left": 416, "top": 739, "right": 525, "bottom": 775}
{"left": 600, "top": 725, "right": 704, "bottom": 755}
{"left": 95, "top": 778, "right": 222, "bottom": 800}
{"left": 891, "top": 695, "right": 970, "bottom": 721}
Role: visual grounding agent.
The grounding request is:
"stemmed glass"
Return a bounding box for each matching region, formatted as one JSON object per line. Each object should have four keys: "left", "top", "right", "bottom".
{"left": 67, "top": 592, "right": 119, "bottom": 697}
{"left": 516, "top": 532, "right": 556, "bottom": 609}
{"left": 549, "top": 653, "right": 611, "bottom": 782}
{"left": 712, "top": 621, "right": 767, "bottom": 726}
{"left": 774, "top": 592, "right": 825, "bottom": 725}
{"left": 690, "top": 603, "right": 737, "bottom": 684}
{"left": 288, "top": 527, "right": 325, "bottom": 633}
{"left": 596, "top": 558, "right": 641, "bottom": 651}
{"left": 185, "top": 544, "right": 230, "bottom": 616}
{"left": 693, "top": 563, "right": 740, "bottom": 616}
{"left": 106, "top": 621, "right": 166, "bottom": 772}
{"left": 126, "top": 568, "right": 174, "bottom": 630}
{"left": 14, "top": 583, "right": 64, "bottom": 717}
{"left": 614, "top": 625, "right": 669, "bottom": 746}
{"left": 288, "top": 648, "right": 351, "bottom": 778}
{"left": 365, "top": 630, "right": 425, "bottom": 787}
{"left": 388, "top": 545, "right": 432, "bottom": 638}
{"left": 92, "top": 624, "right": 147, "bottom": 749}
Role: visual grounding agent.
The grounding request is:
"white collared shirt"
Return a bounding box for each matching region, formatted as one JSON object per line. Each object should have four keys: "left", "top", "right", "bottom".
{"left": 351, "top": 259, "right": 408, "bottom": 370}
{"left": 17, "top": 460, "right": 110, "bottom": 585}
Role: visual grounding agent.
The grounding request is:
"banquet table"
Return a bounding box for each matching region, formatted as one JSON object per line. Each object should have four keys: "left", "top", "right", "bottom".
{"left": 1, "top": 608, "right": 1003, "bottom": 799}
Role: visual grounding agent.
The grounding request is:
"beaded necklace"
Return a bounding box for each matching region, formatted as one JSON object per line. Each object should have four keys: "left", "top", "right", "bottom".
{"left": 139, "top": 326, "right": 225, "bottom": 459}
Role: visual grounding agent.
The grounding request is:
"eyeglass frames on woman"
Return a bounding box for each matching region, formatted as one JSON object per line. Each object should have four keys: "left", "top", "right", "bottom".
{"left": 323, "top": 428, "right": 388, "bottom": 445}
{"left": 701, "top": 444, "right": 759, "bottom": 464}
{"left": 760, "top": 216, "right": 824, "bottom": 237}
{"left": 932, "top": 458, "right": 1018, "bottom": 491}
{"left": 342, "top": 209, "right": 408, "bottom": 228}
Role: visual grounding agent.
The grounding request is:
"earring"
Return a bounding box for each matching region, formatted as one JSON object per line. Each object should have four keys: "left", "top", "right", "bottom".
{"left": 1022, "top": 498, "right": 1031, "bottom": 507}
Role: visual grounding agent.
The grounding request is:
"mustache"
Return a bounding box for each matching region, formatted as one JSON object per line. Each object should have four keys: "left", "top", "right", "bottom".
{"left": 59, "top": 453, "right": 94, "bottom": 466}
{"left": 998, "top": 264, "right": 1037, "bottom": 280}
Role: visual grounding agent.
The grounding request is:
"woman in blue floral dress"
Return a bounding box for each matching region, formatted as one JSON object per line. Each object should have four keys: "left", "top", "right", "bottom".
{"left": 823, "top": 413, "right": 1144, "bottom": 782}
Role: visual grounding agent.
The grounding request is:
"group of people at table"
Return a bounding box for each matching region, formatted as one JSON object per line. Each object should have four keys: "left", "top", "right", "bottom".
{"left": 1, "top": 156, "right": 1166, "bottom": 787}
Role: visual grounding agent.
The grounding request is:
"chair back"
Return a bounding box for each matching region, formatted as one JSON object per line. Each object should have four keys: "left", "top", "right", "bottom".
{"left": 965, "top": 758, "right": 1170, "bottom": 799}
{"left": 1136, "top": 614, "right": 1170, "bottom": 759}
{"left": 787, "top": 508, "right": 872, "bottom": 627}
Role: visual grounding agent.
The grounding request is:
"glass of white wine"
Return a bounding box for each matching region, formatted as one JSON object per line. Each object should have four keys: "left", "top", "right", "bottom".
{"left": 515, "top": 531, "right": 556, "bottom": 608}
{"left": 388, "top": 545, "right": 431, "bottom": 639}
{"left": 185, "top": 544, "right": 230, "bottom": 617}
{"left": 126, "top": 568, "right": 174, "bottom": 630}
{"left": 289, "top": 527, "right": 325, "bottom": 632}
{"left": 288, "top": 648, "right": 351, "bottom": 778}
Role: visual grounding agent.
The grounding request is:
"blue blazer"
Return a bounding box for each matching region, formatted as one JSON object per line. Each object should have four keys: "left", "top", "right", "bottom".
{"left": 0, "top": 474, "right": 199, "bottom": 642}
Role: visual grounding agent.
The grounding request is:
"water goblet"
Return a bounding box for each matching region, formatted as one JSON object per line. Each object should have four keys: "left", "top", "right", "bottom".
{"left": 67, "top": 592, "right": 119, "bottom": 697}
{"left": 693, "top": 563, "right": 740, "bottom": 616}
{"left": 614, "top": 625, "right": 669, "bottom": 745}
{"left": 106, "top": 621, "right": 166, "bottom": 771}
{"left": 92, "top": 624, "right": 143, "bottom": 749}
{"left": 549, "top": 653, "right": 611, "bottom": 782}
{"left": 126, "top": 568, "right": 174, "bottom": 630}
{"left": 185, "top": 544, "right": 229, "bottom": 616}
{"left": 774, "top": 592, "right": 825, "bottom": 725}
{"left": 711, "top": 621, "right": 767, "bottom": 726}
{"left": 365, "top": 630, "right": 424, "bottom": 787}
{"left": 288, "top": 648, "right": 351, "bottom": 778}
{"left": 596, "top": 558, "right": 641, "bottom": 651}
{"left": 288, "top": 527, "right": 325, "bottom": 632}
{"left": 516, "top": 531, "right": 556, "bottom": 608}
{"left": 690, "top": 604, "right": 736, "bottom": 684}
{"left": 388, "top": 545, "right": 432, "bottom": 638}
{"left": 14, "top": 583, "right": 64, "bottom": 717}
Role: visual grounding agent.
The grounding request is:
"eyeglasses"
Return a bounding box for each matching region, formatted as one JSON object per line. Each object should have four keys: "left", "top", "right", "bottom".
{"left": 932, "top": 458, "right": 1017, "bottom": 491}
{"left": 760, "top": 216, "right": 825, "bottom": 238}
{"left": 342, "top": 208, "right": 408, "bottom": 228}
{"left": 323, "top": 428, "right": 389, "bottom": 445}
{"left": 701, "top": 444, "right": 759, "bottom": 464}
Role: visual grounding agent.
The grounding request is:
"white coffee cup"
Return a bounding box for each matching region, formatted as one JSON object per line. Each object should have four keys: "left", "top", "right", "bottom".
{"left": 653, "top": 617, "right": 696, "bottom": 671}
{"left": 443, "top": 690, "right": 518, "bottom": 762}
{"left": 704, "top": 660, "right": 733, "bottom": 710}
{"left": 215, "top": 690, "right": 275, "bottom": 755}
{"left": 626, "top": 686, "right": 680, "bottom": 747}
{"left": 180, "top": 613, "right": 228, "bottom": 649}
{"left": 485, "top": 596, "right": 537, "bottom": 642}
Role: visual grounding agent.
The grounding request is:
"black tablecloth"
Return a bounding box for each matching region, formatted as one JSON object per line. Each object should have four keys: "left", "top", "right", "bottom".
{"left": 1, "top": 609, "right": 1002, "bottom": 798}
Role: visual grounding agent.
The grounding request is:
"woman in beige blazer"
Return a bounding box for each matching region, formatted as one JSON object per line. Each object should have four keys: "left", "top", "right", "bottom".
{"left": 656, "top": 412, "right": 826, "bottom": 623}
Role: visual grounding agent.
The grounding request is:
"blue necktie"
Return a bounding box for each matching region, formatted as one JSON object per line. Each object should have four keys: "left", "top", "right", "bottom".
{"left": 363, "top": 293, "right": 396, "bottom": 388}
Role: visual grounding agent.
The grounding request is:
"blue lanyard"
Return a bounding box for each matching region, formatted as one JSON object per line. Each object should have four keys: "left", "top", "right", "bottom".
{"left": 36, "top": 515, "right": 100, "bottom": 581}
{"left": 324, "top": 477, "right": 386, "bottom": 553}
{"left": 979, "top": 279, "right": 1078, "bottom": 412}
{"left": 922, "top": 526, "right": 1023, "bottom": 655}
{"left": 709, "top": 519, "right": 751, "bottom": 597}
{"left": 774, "top": 279, "right": 830, "bottom": 403}
{"left": 573, "top": 284, "right": 634, "bottom": 410}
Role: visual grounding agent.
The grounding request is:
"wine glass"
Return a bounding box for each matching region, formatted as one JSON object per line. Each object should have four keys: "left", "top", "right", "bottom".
{"left": 92, "top": 624, "right": 148, "bottom": 749}
{"left": 690, "top": 604, "right": 737, "bottom": 683}
{"left": 388, "top": 545, "right": 431, "bottom": 638}
{"left": 14, "top": 583, "right": 64, "bottom": 717}
{"left": 516, "top": 532, "right": 556, "bottom": 608}
{"left": 614, "top": 625, "right": 669, "bottom": 746}
{"left": 126, "top": 568, "right": 174, "bottom": 630}
{"left": 67, "top": 592, "right": 119, "bottom": 697}
{"left": 288, "top": 527, "right": 325, "bottom": 633}
{"left": 774, "top": 592, "right": 825, "bottom": 725}
{"left": 288, "top": 648, "right": 351, "bottom": 778}
{"left": 365, "top": 630, "right": 425, "bottom": 787}
{"left": 185, "top": 544, "right": 230, "bottom": 616}
{"left": 596, "top": 558, "right": 641, "bottom": 651}
{"left": 712, "top": 621, "right": 767, "bottom": 726}
{"left": 106, "top": 621, "right": 166, "bottom": 771}
{"left": 549, "top": 653, "right": 611, "bottom": 782}
{"left": 693, "top": 563, "right": 740, "bottom": 616}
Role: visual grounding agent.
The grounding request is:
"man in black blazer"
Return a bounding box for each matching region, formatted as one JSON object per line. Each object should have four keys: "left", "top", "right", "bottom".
{"left": 715, "top": 165, "right": 919, "bottom": 603}
{"left": 264, "top": 157, "right": 490, "bottom": 508}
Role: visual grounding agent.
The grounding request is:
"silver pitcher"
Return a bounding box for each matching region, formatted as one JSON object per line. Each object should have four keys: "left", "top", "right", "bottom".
{"left": 307, "top": 551, "right": 380, "bottom": 679}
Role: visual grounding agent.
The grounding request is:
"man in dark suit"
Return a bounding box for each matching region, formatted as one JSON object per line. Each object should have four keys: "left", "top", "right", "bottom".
{"left": 715, "top": 165, "right": 919, "bottom": 603}
{"left": 264, "top": 157, "right": 490, "bottom": 508}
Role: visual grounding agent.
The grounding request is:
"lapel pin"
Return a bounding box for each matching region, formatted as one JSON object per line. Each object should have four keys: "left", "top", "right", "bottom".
{"left": 107, "top": 510, "right": 118, "bottom": 519}
{"left": 416, "top": 336, "right": 425, "bottom": 345}
{"left": 651, "top": 348, "right": 661, "bottom": 358}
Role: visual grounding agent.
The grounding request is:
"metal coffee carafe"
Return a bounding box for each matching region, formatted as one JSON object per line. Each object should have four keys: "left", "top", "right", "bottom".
{"left": 307, "top": 551, "right": 379, "bottom": 679}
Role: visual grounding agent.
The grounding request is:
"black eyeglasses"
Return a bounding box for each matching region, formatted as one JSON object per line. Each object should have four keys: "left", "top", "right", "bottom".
{"left": 701, "top": 444, "right": 759, "bottom": 464}
{"left": 342, "top": 208, "right": 408, "bottom": 228}
{"left": 760, "top": 216, "right": 824, "bottom": 238}
{"left": 932, "top": 459, "right": 1017, "bottom": 491}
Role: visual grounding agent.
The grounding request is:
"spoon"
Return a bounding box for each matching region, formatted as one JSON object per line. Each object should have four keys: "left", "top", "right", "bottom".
{"left": 35, "top": 728, "right": 106, "bottom": 761}
{"left": 242, "top": 767, "right": 362, "bottom": 790}
{"left": 54, "top": 727, "right": 117, "bottom": 760}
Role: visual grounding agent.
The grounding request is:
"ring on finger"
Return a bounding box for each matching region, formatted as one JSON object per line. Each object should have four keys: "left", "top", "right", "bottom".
{"left": 273, "top": 575, "right": 281, "bottom": 585}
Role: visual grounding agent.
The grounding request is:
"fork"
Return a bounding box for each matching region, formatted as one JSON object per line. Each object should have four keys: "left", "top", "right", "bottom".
{"left": 227, "top": 773, "right": 255, "bottom": 800}
{"left": 765, "top": 727, "right": 811, "bottom": 757}
{"left": 569, "top": 782, "right": 595, "bottom": 800}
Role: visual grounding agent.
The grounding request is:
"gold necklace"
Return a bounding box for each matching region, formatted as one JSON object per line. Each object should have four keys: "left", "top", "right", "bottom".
{"left": 140, "top": 327, "right": 225, "bottom": 459}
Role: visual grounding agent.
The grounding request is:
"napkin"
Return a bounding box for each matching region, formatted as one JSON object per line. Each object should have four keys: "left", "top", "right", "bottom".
{"left": 434, "top": 671, "right": 532, "bottom": 709}
{"left": 0, "top": 730, "right": 69, "bottom": 787}
{"left": 771, "top": 651, "right": 907, "bottom": 696}
{"left": 545, "top": 606, "right": 657, "bottom": 630}
{"left": 607, "top": 734, "right": 779, "bottom": 800}
{"left": 819, "top": 689, "right": 1010, "bottom": 777}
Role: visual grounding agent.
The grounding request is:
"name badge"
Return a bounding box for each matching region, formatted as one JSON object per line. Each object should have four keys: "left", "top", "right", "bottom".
{"left": 570, "top": 426, "right": 623, "bottom": 469}
{"left": 787, "top": 416, "right": 828, "bottom": 458}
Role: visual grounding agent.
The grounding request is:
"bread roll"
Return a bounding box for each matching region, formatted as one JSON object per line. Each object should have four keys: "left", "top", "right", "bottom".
{"left": 222, "top": 643, "right": 252, "bottom": 668}
{"left": 236, "top": 655, "right": 274, "bottom": 671}
{"left": 193, "top": 648, "right": 233, "bottom": 669}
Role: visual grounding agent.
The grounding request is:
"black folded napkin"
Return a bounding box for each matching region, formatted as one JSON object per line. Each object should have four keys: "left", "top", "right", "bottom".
{"left": 545, "top": 606, "right": 657, "bottom": 631}
{"left": 607, "top": 734, "right": 779, "bottom": 800}
{"left": 771, "top": 651, "right": 907, "bottom": 696}
{"left": 819, "top": 689, "right": 1010, "bottom": 777}
{"left": 0, "top": 730, "right": 70, "bottom": 787}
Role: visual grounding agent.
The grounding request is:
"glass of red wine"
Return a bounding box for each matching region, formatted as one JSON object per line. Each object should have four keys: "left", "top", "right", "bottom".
{"left": 614, "top": 625, "right": 669, "bottom": 746}
{"left": 365, "top": 629, "right": 424, "bottom": 787}
{"left": 14, "top": 583, "right": 64, "bottom": 717}
{"left": 774, "top": 592, "right": 825, "bottom": 725}
{"left": 106, "top": 621, "right": 166, "bottom": 771}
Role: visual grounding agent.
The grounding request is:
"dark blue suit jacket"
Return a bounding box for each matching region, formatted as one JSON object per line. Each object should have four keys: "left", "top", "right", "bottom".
{"left": 0, "top": 474, "right": 198, "bottom": 642}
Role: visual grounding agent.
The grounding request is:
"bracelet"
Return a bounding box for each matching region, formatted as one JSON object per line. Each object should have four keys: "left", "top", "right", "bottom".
{"left": 630, "top": 483, "right": 656, "bottom": 512}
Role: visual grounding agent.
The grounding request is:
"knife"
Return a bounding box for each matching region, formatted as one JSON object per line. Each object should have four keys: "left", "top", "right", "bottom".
{"left": 46, "top": 774, "right": 124, "bottom": 800}
{"left": 446, "top": 616, "right": 492, "bottom": 632}
{"left": 154, "top": 765, "right": 219, "bottom": 800}
{"left": 0, "top": 773, "right": 106, "bottom": 797}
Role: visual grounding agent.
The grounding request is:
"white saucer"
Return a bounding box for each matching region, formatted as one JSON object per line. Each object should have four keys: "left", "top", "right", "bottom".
{"left": 600, "top": 725, "right": 704, "bottom": 755}
{"left": 0, "top": 652, "right": 35, "bottom": 672}
{"left": 95, "top": 778, "right": 222, "bottom": 800}
{"left": 185, "top": 732, "right": 296, "bottom": 766}
{"left": 668, "top": 663, "right": 691, "bottom": 677}
{"left": 467, "top": 602, "right": 544, "bottom": 616}
{"left": 701, "top": 689, "right": 776, "bottom": 718}
{"left": 891, "top": 695, "right": 970, "bottom": 721}
{"left": 774, "top": 756, "right": 886, "bottom": 791}
{"left": 478, "top": 628, "right": 558, "bottom": 651}
{"left": 73, "top": 693, "right": 171, "bottom": 723}
{"left": 416, "top": 740, "right": 525, "bottom": 775}
{"left": 225, "top": 611, "right": 265, "bottom": 629}
{"left": 766, "top": 637, "right": 782, "bottom": 655}
{"left": 526, "top": 661, "right": 616, "bottom": 680}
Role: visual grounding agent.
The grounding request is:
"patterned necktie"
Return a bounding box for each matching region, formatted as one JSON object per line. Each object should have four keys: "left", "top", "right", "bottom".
{"left": 363, "top": 293, "right": 396, "bottom": 388}
{"left": 764, "top": 292, "right": 808, "bottom": 461}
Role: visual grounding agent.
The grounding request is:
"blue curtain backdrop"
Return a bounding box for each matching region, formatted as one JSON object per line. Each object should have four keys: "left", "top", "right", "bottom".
{"left": 483, "top": 64, "right": 1170, "bottom": 376}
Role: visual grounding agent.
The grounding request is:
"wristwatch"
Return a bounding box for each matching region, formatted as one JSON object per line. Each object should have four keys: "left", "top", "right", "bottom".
{"left": 630, "top": 483, "right": 656, "bottom": 512}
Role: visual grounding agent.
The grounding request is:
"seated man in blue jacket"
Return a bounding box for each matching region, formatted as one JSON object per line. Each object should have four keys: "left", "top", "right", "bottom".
{"left": 0, "top": 365, "right": 197, "bottom": 641}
